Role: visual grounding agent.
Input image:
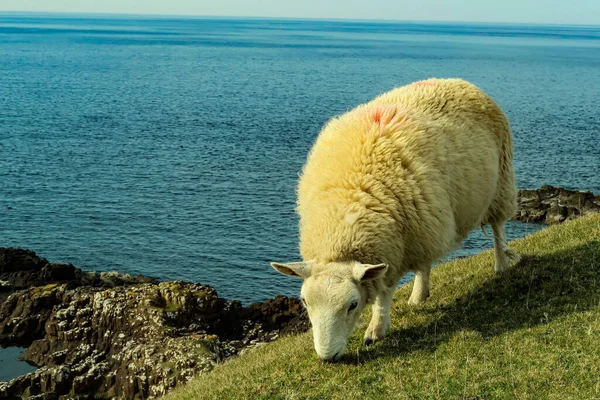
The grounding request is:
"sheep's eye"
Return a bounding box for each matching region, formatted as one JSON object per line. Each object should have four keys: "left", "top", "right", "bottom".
{"left": 348, "top": 301, "right": 358, "bottom": 312}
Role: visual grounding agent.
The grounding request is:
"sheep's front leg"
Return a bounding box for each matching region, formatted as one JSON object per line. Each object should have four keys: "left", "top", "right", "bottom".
{"left": 408, "top": 266, "right": 431, "bottom": 305}
{"left": 364, "top": 288, "right": 394, "bottom": 346}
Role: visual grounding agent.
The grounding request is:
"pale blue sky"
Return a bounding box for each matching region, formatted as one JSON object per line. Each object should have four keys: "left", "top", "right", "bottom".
{"left": 1, "top": 0, "right": 599, "bottom": 25}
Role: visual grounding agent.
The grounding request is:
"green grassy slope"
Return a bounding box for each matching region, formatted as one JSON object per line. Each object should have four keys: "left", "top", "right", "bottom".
{"left": 166, "top": 214, "right": 600, "bottom": 400}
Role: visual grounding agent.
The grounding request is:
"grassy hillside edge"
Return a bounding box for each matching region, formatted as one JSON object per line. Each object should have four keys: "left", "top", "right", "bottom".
{"left": 167, "top": 214, "right": 600, "bottom": 399}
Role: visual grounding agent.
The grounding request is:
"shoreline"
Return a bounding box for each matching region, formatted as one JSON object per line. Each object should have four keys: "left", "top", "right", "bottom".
{"left": 1, "top": 185, "right": 598, "bottom": 399}
{"left": 0, "top": 248, "right": 309, "bottom": 398}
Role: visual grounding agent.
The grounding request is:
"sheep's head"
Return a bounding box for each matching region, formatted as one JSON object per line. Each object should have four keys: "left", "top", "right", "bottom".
{"left": 270, "top": 260, "right": 387, "bottom": 361}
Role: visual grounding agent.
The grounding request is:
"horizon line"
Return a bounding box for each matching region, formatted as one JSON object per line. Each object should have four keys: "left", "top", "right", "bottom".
{"left": 1, "top": 10, "right": 599, "bottom": 28}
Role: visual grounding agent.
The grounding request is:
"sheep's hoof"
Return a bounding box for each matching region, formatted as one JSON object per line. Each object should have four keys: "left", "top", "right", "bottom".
{"left": 506, "top": 249, "right": 521, "bottom": 263}
{"left": 363, "top": 322, "right": 388, "bottom": 346}
{"left": 408, "top": 291, "right": 430, "bottom": 305}
{"left": 363, "top": 333, "right": 385, "bottom": 346}
{"left": 407, "top": 297, "right": 422, "bottom": 305}
{"left": 494, "top": 264, "right": 509, "bottom": 273}
{"left": 495, "top": 249, "right": 521, "bottom": 273}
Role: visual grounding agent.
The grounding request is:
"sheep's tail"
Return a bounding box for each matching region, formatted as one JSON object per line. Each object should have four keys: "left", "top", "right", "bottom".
{"left": 480, "top": 223, "right": 491, "bottom": 238}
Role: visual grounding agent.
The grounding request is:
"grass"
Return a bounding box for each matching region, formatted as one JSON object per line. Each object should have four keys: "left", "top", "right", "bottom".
{"left": 165, "top": 214, "right": 600, "bottom": 400}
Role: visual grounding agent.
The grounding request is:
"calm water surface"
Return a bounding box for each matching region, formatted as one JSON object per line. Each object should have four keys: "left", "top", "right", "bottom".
{"left": 1, "top": 14, "right": 599, "bottom": 303}
{"left": 0, "top": 347, "right": 37, "bottom": 381}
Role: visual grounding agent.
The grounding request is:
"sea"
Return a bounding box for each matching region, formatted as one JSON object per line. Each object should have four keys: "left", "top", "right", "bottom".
{"left": 1, "top": 13, "right": 599, "bottom": 307}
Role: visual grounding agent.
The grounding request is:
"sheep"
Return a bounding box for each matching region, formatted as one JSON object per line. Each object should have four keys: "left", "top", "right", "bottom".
{"left": 271, "top": 78, "right": 520, "bottom": 362}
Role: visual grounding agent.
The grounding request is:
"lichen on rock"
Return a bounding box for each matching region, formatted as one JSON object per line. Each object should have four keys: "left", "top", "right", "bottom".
{"left": 0, "top": 248, "right": 308, "bottom": 399}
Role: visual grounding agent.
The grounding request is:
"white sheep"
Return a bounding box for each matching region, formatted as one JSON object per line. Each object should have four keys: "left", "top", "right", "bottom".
{"left": 271, "top": 78, "right": 520, "bottom": 361}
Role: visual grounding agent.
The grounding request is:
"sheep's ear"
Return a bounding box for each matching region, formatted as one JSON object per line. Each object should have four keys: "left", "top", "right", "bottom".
{"left": 270, "top": 261, "right": 312, "bottom": 278}
{"left": 353, "top": 263, "right": 388, "bottom": 282}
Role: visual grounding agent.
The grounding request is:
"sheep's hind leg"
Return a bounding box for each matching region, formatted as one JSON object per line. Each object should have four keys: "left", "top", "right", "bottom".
{"left": 491, "top": 221, "right": 521, "bottom": 273}
{"left": 408, "top": 266, "right": 431, "bottom": 305}
{"left": 364, "top": 288, "right": 394, "bottom": 346}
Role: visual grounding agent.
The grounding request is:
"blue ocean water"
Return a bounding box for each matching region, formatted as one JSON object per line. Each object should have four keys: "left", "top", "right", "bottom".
{"left": 0, "top": 347, "right": 36, "bottom": 380}
{"left": 1, "top": 14, "right": 599, "bottom": 303}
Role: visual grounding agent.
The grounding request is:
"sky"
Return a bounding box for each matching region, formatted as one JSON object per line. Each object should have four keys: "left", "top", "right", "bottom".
{"left": 1, "top": 0, "right": 599, "bottom": 25}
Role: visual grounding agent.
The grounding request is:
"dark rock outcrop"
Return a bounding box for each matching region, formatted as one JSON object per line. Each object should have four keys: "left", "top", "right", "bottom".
{"left": 516, "top": 186, "right": 600, "bottom": 224}
{"left": 0, "top": 249, "right": 155, "bottom": 303}
{"left": 0, "top": 248, "right": 308, "bottom": 399}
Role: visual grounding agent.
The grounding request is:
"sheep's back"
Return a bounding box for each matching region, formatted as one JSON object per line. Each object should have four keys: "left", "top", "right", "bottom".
{"left": 297, "top": 79, "right": 511, "bottom": 268}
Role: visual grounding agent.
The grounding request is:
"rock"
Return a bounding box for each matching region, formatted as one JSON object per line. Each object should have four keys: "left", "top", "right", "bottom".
{"left": 515, "top": 186, "right": 600, "bottom": 224}
{"left": 0, "top": 283, "right": 67, "bottom": 347}
{"left": 0, "top": 248, "right": 46, "bottom": 273}
{"left": 244, "top": 295, "right": 308, "bottom": 336}
{"left": 0, "top": 248, "right": 156, "bottom": 303}
{"left": 0, "top": 248, "right": 309, "bottom": 399}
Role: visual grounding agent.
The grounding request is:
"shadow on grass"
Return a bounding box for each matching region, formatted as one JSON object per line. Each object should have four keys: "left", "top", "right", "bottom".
{"left": 342, "top": 241, "right": 600, "bottom": 364}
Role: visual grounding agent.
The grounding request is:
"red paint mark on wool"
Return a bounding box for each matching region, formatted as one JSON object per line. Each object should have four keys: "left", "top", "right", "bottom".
{"left": 368, "top": 105, "right": 400, "bottom": 136}
{"left": 369, "top": 105, "right": 397, "bottom": 123}
{"left": 373, "top": 109, "right": 383, "bottom": 123}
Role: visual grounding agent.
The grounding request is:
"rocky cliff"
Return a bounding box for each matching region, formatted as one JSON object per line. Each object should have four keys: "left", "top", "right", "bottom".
{"left": 0, "top": 249, "right": 308, "bottom": 399}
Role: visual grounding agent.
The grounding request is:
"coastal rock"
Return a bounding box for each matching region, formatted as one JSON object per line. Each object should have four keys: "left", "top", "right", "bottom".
{"left": 515, "top": 186, "right": 600, "bottom": 224}
{"left": 0, "top": 248, "right": 156, "bottom": 303}
{"left": 0, "top": 248, "right": 308, "bottom": 399}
